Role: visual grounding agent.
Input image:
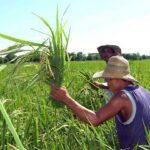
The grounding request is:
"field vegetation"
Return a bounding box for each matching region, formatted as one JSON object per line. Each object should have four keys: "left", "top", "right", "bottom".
{"left": 0, "top": 5, "right": 150, "bottom": 150}
{"left": 0, "top": 60, "right": 150, "bottom": 150}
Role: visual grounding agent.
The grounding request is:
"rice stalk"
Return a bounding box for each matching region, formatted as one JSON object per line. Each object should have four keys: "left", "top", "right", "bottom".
{"left": 79, "top": 70, "right": 100, "bottom": 89}
{"left": 0, "top": 33, "right": 45, "bottom": 47}
{"left": 0, "top": 43, "right": 25, "bottom": 55}
{"left": 0, "top": 5, "right": 70, "bottom": 87}
{"left": 0, "top": 100, "right": 26, "bottom": 150}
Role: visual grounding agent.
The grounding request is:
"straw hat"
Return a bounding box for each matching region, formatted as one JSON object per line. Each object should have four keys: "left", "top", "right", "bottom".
{"left": 97, "top": 44, "right": 122, "bottom": 55}
{"left": 93, "top": 56, "right": 138, "bottom": 83}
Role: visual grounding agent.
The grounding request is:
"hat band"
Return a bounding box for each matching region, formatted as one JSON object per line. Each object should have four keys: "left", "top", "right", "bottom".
{"left": 105, "top": 66, "right": 130, "bottom": 75}
{"left": 107, "top": 63, "right": 129, "bottom": 70}
{"left": 102, "top": 72, "right": 129, "bottom": 78}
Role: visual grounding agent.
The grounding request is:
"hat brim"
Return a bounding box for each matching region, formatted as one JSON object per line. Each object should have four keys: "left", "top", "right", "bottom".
{"left": 92, "top": 71, "right": 104, "bottom": 79}
{"left": 93, "top": 71, "right": 138, "bottom": 83}
{"left": 97, "top": 45, "right": 122, "bottom": 55}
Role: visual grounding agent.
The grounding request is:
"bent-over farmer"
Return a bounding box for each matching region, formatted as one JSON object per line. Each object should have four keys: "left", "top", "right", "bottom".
{"left": 51, "top": 56, "right": 150, "bottom": 149}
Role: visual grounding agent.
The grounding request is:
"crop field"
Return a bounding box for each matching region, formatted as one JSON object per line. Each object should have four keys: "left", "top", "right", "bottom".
{"left": 0, "top": 60, "right": 150, "bottom": 150}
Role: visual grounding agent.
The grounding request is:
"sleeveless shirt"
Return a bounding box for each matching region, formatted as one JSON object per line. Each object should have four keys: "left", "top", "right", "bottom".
{"left": 115, "top": 85, "right": 150, "bottom": 149}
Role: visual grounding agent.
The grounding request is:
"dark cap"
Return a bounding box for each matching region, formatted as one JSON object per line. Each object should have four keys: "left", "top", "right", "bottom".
{"left": 97, "top": 45, "right": 122, "bottom": 55}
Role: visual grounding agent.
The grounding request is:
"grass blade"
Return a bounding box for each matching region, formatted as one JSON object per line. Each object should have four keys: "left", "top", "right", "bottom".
{"left": 0, "top": 100, "right": 26, "bottom": 150}
{"left": 0, "top": 33, "right": 45, "bottom": 47}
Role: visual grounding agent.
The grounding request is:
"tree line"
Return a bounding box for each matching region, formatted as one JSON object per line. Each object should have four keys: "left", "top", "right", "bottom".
{"left": 68, "top": 52, "right": 150, "bottom": 61}
{"left": 0, "top": 51, "right": 150, "bottom": 64}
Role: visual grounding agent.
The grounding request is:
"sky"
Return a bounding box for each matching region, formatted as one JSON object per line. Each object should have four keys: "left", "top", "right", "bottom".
{"left": 1, "top": 0, "right": 150, "bottom": 55}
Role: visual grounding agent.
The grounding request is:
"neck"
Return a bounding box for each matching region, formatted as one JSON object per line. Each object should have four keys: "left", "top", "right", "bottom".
{"left": 113, "top": 80, "right": 132, "bottom": 94}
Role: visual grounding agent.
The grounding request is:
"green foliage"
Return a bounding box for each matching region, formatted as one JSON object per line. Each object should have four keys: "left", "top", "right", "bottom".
{"left": 0, "top": 60, "right": 150, "bottom": 149}
{"left": 0, "top": 100, "right": 26, "bottom": 150}
{"left": 0, "top": 5, "right": 70, "bottom": 87}
{"left": 4, "top": 53, "right": 17, "bottom": 63}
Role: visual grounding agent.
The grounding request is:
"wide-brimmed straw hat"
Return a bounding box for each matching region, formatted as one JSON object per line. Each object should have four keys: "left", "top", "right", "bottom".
{"left": 97, "top": 44, "right": 122, "bottom": 55}
{"left": 93, "top": 56, "right": 138, "bottom": 83}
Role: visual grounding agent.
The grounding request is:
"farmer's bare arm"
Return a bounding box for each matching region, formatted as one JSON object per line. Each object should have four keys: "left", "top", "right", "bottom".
{"left": 50, "top": 85, "right": 131, "bottom": 126}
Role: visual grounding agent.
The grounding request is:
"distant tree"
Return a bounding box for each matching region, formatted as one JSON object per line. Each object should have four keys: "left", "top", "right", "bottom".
{"left": 87, "top": 53, "right": 94, "bottom": 60}
{"left": 82, "top": 54, "right": 87, "bottom": 61}
{"left": 76, "top": 52, "right": 86, "bottom": 61}
{"left": 140, "top": 54, "right": 150, "bottom": 59}
{"left": 66, "top": 51, "right": 150, "bottom": 61}
{"left": 68, "top": 52, "right": 77, "bottom": 61}
{"left": 123, "top": 53, "right": 141, "bottom": 60}
{"left": 87, "top": 53, "right": 100, "bottom": 60}
{"left": 76, "top": 52, "right": 83, "bottom": 60}
{"left": 95, "top": 53, "right": 100, "bottom": 60}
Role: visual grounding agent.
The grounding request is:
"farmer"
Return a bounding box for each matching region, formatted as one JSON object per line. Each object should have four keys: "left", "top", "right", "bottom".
{"left": 51, "top": 56, "right": 150, "bottom": 149}
{"left": 91, "top": 44, "right": 122, "bottom": 98}
{"left": 97, "top": 44, "right": 122, "bottom": 62}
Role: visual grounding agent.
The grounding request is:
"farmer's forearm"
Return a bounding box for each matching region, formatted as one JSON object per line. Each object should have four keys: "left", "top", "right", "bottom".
{"left": 63, "top": 97, "right": 99, "bottom": 126}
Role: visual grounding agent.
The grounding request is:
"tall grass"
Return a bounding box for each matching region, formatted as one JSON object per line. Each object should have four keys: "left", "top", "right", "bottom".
{"left": 0, "top": 5, "right": 150, "bottom": 150}
{"left": 0, "top": 60, "right": 150, "bottom": 149}
{"left": 0, "top": 65, "right": 25, "bottom": 149}
{"left": 0, "top": 5, "right": 70, "bottom": 149}
{"left": 0, "top": 100, "right": 25, "bottom": 150}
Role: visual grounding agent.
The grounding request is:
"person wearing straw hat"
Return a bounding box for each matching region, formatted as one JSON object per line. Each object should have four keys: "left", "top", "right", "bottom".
{"left": 97, "top": 44, "right": 122, "bottom": 62}
{"left": 51, "top": 56, "right": 150, "bottom": 149}
{"left": 91, "top": 44, "right": 122, "bottom": 98}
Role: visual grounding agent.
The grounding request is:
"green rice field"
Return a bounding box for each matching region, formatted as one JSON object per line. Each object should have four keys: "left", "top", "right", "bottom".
{"left": 0, "top": 60, "right": 150, "bottom": 150}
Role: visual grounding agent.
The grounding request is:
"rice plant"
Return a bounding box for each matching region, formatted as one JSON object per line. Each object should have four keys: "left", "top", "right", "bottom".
{"left": 0, "top": 4, "right": 150, "bottom": 150}
{"left": 0, "top": 59, "right": 150, "bottom": 149}
{"left": 0, "top": 5, "right": 70, "bottom": 149}
{"left": 0, "top": 99, "right": 26, "bottom": 150}
{"left": 0, "top": 65, "right": 25, "bottom": 149}
{"left": 0, "top": 5, "right": 70, "bottom": 87}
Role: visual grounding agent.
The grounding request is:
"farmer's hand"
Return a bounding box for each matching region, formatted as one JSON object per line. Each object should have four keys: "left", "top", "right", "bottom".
{"left": 50, "top": 84, "right": 70, "bottom": 102}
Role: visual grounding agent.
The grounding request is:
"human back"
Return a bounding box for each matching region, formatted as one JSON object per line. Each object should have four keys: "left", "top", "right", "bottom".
{"left": 116, "top": 84, "right": 150, "bottom": 149}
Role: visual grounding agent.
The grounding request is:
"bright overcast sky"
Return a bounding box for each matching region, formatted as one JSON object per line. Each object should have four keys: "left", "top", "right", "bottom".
{"left": 1, "top": 0, "right": 150, "bottom": 55}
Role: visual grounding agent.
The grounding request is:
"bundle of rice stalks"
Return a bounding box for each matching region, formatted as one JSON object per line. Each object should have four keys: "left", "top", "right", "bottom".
{"left": 0, "top": 5, "right": 70, "bottom": 88}
{"left": 79, "top": 71, "right": 100, "bottom": 88}
{"left": 79, "top": 71, "right": 93, "bottom": 84}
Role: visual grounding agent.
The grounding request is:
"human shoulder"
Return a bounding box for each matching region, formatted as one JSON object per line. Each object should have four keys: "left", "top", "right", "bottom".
{"left": 109, "top": 91, "right": 130, "bottom": 109}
